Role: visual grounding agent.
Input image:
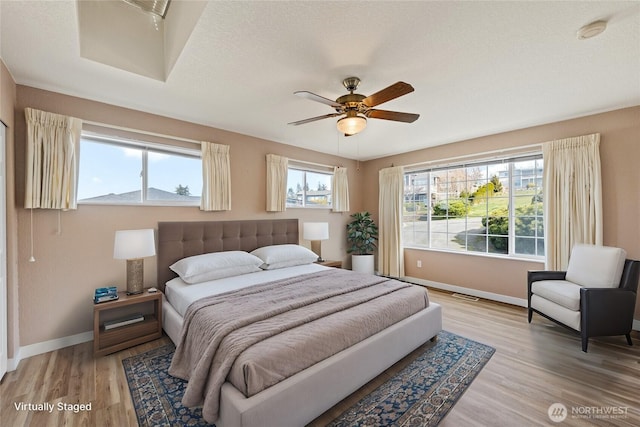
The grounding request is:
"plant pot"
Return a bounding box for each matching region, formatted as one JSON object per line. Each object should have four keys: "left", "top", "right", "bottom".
{"left": 351, "top": 254, "right": 375, "bottom": 275}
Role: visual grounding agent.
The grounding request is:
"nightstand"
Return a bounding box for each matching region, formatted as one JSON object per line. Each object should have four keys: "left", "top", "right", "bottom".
{"left": 93, "top": 289, "right": 162, "bottom": 357}
{"left": 316, "top": 260, "right": 342, "bottom": 268}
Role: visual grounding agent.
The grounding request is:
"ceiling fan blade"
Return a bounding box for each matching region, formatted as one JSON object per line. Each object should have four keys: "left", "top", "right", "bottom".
{"left": 294, "top": 91, "right": 343, "bottom": 108}
{"left": 288, "top": 113, "right": 342, "bottom": 126}
{"left": 362, "top": 82, "right": 415, "bottom": 107}
{"left": 366, "top": 109, "right": 420, "bottom": 123}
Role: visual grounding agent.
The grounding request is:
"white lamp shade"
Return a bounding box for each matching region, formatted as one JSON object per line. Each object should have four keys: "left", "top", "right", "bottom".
{"left": 303, "top": 222, "right": 329, "bottom": 241}
{"left": 114, "top": 229, "right": 156, "bottom": 259}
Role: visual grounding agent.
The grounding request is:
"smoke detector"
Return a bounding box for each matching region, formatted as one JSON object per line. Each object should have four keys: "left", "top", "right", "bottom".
{"left": 577, "top": 20, "right": 607, "bottom": 40}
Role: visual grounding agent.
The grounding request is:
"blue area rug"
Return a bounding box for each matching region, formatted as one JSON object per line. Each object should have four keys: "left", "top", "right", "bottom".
{"left": 123, "top": 331, "right": 494, "bottom": 426}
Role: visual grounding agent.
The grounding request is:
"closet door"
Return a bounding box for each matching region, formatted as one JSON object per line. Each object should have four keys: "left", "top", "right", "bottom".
{"left": 0, "top": 121, "right": 6, "bottom": 378}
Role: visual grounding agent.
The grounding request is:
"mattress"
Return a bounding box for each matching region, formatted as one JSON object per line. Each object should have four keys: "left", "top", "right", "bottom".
{"left": 164, "top": 263, "right": 329, "bottom": 317}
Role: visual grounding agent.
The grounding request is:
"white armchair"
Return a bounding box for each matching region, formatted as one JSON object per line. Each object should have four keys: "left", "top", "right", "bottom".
{"left": 527, "top": 244, "right": 639, "bottom": 352}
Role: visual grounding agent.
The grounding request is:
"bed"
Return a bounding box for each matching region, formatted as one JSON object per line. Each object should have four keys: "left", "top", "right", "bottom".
{"left": 157, "top": 219, "right": 442, "bottom": 427}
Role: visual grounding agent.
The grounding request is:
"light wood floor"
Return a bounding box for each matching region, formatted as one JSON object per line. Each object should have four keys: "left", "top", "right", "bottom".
{"left": 2, "top": 288, "right": 639, "bottom": 427}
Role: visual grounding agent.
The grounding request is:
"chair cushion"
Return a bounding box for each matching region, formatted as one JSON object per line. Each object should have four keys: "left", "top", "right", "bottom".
{"left": 530, "top": 295, "right": 581, "bottom": 331}
{"left": 565, "top": 244, "right": 626, "bottom": 288}
{"left": 531, "top": 280, "right": 582, "bottom": 311}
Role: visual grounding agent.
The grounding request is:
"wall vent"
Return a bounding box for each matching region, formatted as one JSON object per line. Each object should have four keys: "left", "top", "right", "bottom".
{"left": 452, "top": 293, "right": 479, "bottom": 302}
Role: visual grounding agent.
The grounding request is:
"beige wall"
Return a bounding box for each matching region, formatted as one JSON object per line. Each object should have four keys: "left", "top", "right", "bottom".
{"left": 362, "top": 106, "right": 640, "bottom": 319}
{"left": 1, "top": 60, "right": 19, "bottom": 359}
{"left": 13, "top": 86, "right": 364, "bottom": 349}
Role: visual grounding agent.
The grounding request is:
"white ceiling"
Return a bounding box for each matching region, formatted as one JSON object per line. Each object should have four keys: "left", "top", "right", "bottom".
{"left": 2, "top": 1, "right": 639, "bottom": 160}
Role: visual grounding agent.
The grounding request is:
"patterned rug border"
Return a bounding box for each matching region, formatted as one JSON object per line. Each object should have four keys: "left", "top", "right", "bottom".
{"left": 123, "top": 330, "right": 495, "bottom": 427}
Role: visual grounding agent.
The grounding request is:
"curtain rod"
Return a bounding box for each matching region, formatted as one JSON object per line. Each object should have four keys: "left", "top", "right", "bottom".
{"left": 82, "top": 119, "right": 202, "bottom": 146}
{"left": 403, "top": 142, "right": 543, "bottom": 170}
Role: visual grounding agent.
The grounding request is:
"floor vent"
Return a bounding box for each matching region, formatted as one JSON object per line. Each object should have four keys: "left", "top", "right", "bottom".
{"left": 452, "top": 293, "right": 479, "bottom": 302}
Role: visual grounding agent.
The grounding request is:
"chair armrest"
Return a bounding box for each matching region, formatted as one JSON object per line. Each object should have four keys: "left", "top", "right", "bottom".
{"left": 527, "top": 270, "right": 566, "bottom": 293}
{"left": 580, "top": 287, "right": 637, "bottom": 336}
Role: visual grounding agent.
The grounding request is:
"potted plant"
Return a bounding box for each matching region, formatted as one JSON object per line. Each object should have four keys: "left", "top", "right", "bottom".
{"left": 346, "top": 211, "right": 379, "bottom": 274}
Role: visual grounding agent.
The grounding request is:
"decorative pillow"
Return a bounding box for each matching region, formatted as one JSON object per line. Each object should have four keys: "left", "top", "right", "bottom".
{"left": 251, "top": 244, "right": 318, "bottom": 270}
{"left": 169, "top": 251, "right": 263, "bottom": 284}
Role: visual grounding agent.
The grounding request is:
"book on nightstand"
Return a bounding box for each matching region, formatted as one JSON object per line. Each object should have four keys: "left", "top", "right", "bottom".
{"left": 103, "top": 313, "right": 145, "bottom": 330}
{"left": 94, "top": 286, "right": 119, "bottom": 304}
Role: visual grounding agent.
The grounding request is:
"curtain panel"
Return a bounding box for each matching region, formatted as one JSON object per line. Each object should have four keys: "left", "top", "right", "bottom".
{"left": 332, "top": 166, "right": 350, "bottom": 212}
{"left": 266, "top": 154, "right": 288, "bottom": 212}
{"left": 201, "top": 141, "right": 231, "bottom": 211}
{"left": 378, "top": 166, "right": 405, "bottom": 277}
{"left": 25, "top": 108, "right": 82, "bottom": 210}
{"left": 543, "top": 133, "right": 603, "bottom": 270}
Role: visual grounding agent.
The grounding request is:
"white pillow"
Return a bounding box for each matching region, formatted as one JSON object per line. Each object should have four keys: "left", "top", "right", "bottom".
{"left": 169, "top": 251, "right": 263, "bottom": 284}
{"left": 251, "top": 244, "right": 318, "bottom": 270}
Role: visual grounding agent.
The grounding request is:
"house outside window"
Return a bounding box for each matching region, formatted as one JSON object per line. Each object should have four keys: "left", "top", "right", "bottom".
{"left": 403, "top": 155, "right": 544, "bottom": 258}
{"left": 286, "top": 163, "right": 333, "bottom": 208}
{"left": 77, "top": 133, "right": 202, "bottom": 206}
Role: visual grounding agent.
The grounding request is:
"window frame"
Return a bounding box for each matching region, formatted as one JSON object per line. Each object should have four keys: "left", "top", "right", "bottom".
{"left": 403, "top": 153, "right": 544, "bottom": 260}
{"left": 286, "top": 161, "right": 334, "bottom": 209}
{"left": 77, "top": 132, "right": 202, "bottom": 207}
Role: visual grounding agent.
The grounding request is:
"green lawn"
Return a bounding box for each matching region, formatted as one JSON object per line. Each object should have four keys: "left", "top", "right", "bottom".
{"left": 467, "top": 189, "right": 537, "bottom": 216}
{"left": 405, "top": 189, "right": 539, "bottom": 218}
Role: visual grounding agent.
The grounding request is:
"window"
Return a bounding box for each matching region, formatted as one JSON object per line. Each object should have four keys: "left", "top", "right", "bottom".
{"left": 403, "top": 154, "right": 544, "bottom": 258}
{"left": 286, "top": 163, "right": 333, "bottom": 208}
{"left": 77, "top": 134, "right": 202, "bottom": 205}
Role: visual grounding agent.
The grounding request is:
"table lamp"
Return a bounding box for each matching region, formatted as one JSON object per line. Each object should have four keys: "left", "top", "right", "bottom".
{"left": 114, "top": 229, "right": 156, "bottom": 294}
{"left": 303, "top": 222, "right": 329, "bottom": 262}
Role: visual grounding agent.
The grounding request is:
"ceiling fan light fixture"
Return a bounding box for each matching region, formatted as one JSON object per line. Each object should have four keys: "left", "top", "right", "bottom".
{"left": 337, "top": 111, "right": 367, "bottom": 136}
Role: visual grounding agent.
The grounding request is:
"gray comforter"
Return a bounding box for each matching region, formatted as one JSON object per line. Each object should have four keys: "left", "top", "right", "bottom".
{"left": 169, "top": 268, "right": 429, "bottom": 423}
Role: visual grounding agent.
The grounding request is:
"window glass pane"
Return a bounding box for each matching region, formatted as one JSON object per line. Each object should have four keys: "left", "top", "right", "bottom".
{"left": 467, "top": 233, "right": 488, "bottom": 253}
{"left": 78, "top": 140, "right": 142, "bottom": 203}
{"left": 515, "top": 237, "right": 538, "bottom": 255}
{"left": 488, "top": 235, "right": 508, "bottom": 254}
{"left": 286, "top": 169, "right": 304, "bottom": 207}
{"left": 147, "top": 151, "right": 201, "bottom": 203}
{"left": 430, "top": 232, "right": 449, "bottom": 250}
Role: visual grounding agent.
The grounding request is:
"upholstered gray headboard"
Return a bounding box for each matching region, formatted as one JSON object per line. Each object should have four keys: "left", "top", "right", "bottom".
{"left": 156, "top": 219, "right": 299, "bottom": 291}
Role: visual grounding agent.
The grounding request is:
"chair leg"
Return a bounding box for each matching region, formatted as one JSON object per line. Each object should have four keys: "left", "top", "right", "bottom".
{"left": 581, "top": 334, "right": 588, "bottom": 352}
{"left": 625, "top": 334, "right": 633, "bottom": 346}
{"left": 527, "top": 307, "right": 533, "bottom": 323}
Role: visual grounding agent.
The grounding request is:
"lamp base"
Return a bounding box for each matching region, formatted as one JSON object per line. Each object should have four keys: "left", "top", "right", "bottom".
{"left": 310, "top": 240, "right": 324, "bottom": 263}
{"left": 126, "top": 258, "right": 144, "bottom": 295}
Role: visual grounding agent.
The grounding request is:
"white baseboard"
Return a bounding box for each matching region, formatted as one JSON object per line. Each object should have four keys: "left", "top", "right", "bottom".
{"left": 404, "top": 276, "right": 529, "bottom": 308}
{"left": 8, "top": 331, "right": 93, "bottom": 372}
{"left": 403, "top": 276, "right": 640, "bottom": 331}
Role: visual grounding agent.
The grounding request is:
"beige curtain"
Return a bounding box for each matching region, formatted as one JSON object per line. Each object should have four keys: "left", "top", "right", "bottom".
{"left": 378, "top": 166, "right": 405, "bottom": 277}
{"left": 332, "top": 166, "right": 350, "bottom": 212}
{"left": 543, "top": 133, "right": 602, "bottom": 269}
{"left": 25, "top": 108, "right": 82, "bottom": 209}
{"left": 266, "top": 154, "right": 288, "bottom": 212}
{"left": 201, "top": 141, "right": 231, "bottom": 211}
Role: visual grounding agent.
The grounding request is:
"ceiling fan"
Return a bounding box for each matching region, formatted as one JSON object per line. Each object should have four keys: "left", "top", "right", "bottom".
{"left": 288, "top": 77, "right": 420, "bottom": 136}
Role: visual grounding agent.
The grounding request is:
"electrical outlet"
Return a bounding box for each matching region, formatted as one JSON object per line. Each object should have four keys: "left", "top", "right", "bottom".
{"left": 416, "top": 260, "right": 422, "bottom": 268}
